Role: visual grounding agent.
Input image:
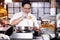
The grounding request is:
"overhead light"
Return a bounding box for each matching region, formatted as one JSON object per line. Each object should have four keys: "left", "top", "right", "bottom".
{"left": 4, "top": 0, "right": 12, "bottom": 4}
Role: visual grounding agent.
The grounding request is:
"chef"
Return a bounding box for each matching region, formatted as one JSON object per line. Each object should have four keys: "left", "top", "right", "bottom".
{"left": 10, "top": 0, "right": 39, "bottom": 30}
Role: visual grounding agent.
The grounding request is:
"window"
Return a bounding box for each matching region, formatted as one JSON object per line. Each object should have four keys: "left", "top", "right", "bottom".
{"left": 8, "top": 2, "right": 50, "bottom": 20}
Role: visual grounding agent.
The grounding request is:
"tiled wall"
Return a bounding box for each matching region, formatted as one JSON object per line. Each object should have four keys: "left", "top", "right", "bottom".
{"left": 8, "top": 2, "right": 50, "bottom": 20}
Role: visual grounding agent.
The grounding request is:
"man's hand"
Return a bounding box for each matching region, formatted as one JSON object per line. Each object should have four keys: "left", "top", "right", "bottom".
{"left": 23, "top": 14, "right": 28, "bottom": 19}
{"left": 33, "top": 26, "right": 39, "bottom": 31}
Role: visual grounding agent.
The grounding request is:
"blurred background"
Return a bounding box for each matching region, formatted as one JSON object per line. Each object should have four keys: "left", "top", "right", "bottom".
{"left": 0, "top": 0, "right": 60, "bottom": 40}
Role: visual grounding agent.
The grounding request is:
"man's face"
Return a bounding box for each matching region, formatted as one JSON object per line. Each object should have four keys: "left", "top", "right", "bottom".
{"left": 21, "top": 4, "right": 31, "bottom": 14}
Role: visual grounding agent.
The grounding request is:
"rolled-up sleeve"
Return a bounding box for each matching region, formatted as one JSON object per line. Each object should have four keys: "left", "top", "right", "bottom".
{"left": 10, "top": 12, "right": 22, "bottom": 24}
{"left": 10, "top": 14, "right": 18, "bottom": 24}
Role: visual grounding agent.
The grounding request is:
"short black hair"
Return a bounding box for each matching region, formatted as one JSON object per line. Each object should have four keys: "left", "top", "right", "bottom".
{"left": 22, "top": 0, "right": 31, "bottom": 7}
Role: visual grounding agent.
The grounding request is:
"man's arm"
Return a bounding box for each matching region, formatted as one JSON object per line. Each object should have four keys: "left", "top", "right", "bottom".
{"left": 10, "top": 15, "right": 24, "bottom": 26}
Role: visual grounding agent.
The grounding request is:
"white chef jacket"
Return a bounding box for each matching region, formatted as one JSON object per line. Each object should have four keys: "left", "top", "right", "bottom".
{"left": 56, "top": 13, "right": 60, "bottom": 27}
{"left": 10, "top": 12, "right": 39, "bottom": 29}
{"left": 56, "top": 13, "right": 60, "bottom": 20}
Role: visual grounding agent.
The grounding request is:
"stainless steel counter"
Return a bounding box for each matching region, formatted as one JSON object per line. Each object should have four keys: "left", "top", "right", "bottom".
{"left": 10, "top": 32, "right": 33, "bottom": 39}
